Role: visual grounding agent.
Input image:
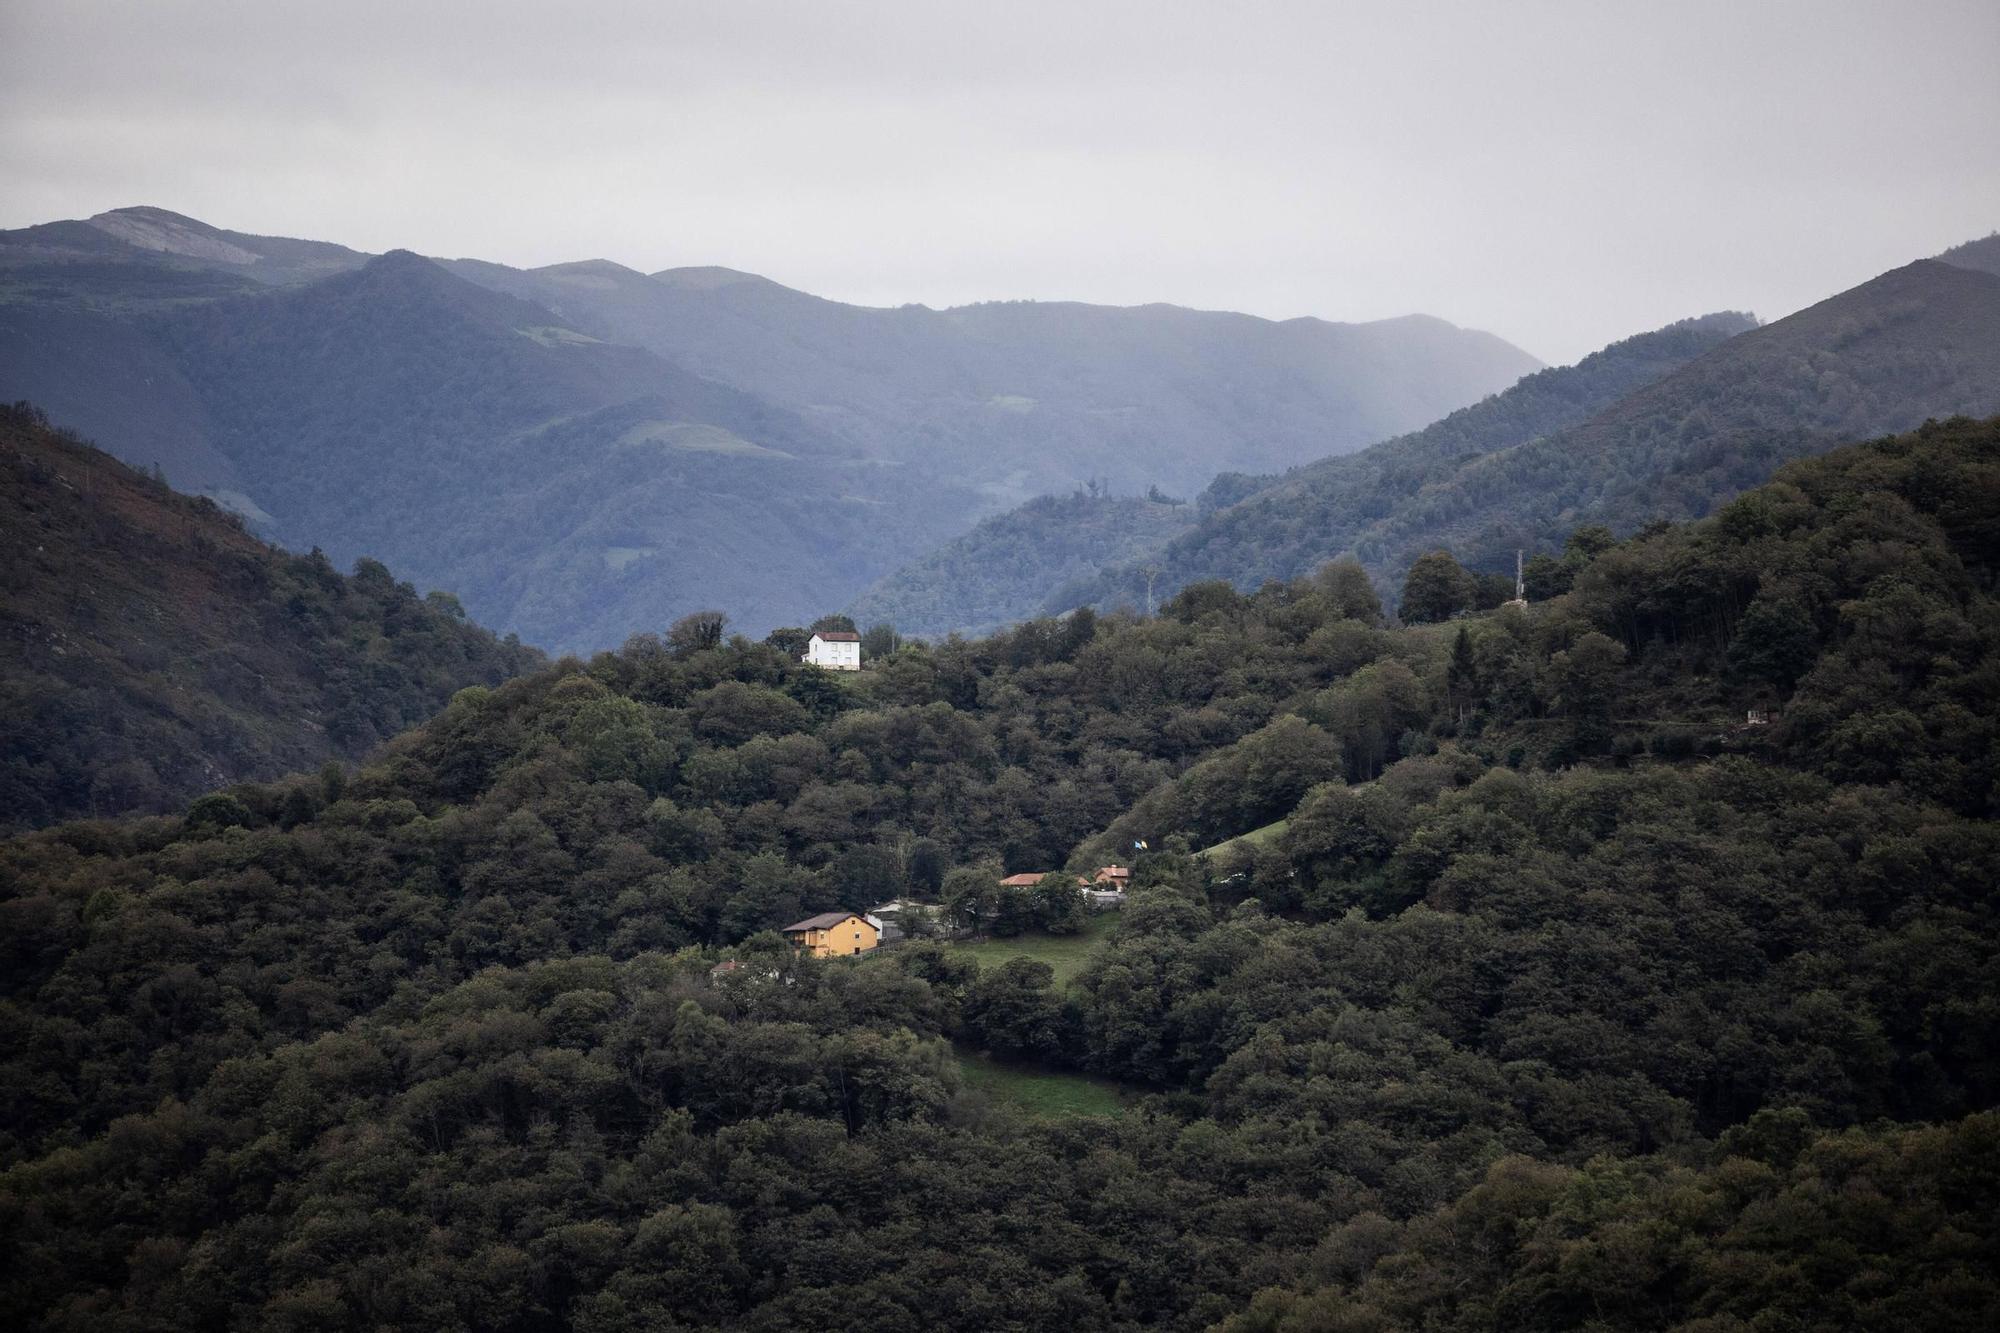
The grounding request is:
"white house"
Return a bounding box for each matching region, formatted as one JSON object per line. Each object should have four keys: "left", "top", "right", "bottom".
{"left": 804, "top": 631, "right": 862, "bottom": 670}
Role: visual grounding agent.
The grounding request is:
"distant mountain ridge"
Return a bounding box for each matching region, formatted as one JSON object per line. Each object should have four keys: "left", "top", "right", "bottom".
{"left": 527, "top": 275, "right": 1540, "bottom": 502}
{"left": 1, "top": 205, "right": 366, "bottom": 287}
{"left": 1071, "top": 255, "right": 2000, "bottom": 616}
{"left": 867, "top": 241, "right": 2000, "bottom": 635}
{"left": 845, "top": 489, "right": 1201, "bottom": 638}
{"left": 861, "top": 309, "right": 1756, "bottom": 632}
{"left": 441, "top": 245, "right": 1541, "bottom": 505}
{"left": 0, "top": 206, "right": 1541, "bottom": 648}
{"left": 141, "top": 248, "right": 975, "bottom": 653}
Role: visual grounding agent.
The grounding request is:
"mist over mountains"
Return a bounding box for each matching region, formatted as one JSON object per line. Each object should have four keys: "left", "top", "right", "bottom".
{"left": 864, "top": 245, "right": 2000, "bottom": 633}
{"left": 852, "top": 310, "right": 1757, "bottom": 636}
{"left": 8, "top": 206, "right": 1997, "bottom": 654}
{"left": 1136, "top": 254, "right": 2000, "bottom": 607}
{"left": 0, "top": 206, "right": 1538, "bottom": 651}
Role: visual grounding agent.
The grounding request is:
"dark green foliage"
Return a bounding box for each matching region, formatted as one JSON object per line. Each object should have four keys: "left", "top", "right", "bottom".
{"left": 2, "top": 418, "right": 1999, "bottom": 1328}
{"left": 1100, "top": 714, "right": 1347, "bottom": 853}
{"left": 1220, "top": 1114, "right": 2000, "bottom": 1332}
{"left": 962, "top": 957, "right": 1079, "bottom": 1061}
{"left": 1547, "top": 630, "right": 1627, "bottom": 746}
{"left": 0, "top": 405, "right": 541, "bottom": 830}
{"left": 942, "top": 868, "right": 1087, "bottom": 937}
{"left": 1521, "top": 550, "right": 1572, "bottom": 599}
{"left": 1445, "top": 627, "right": 1479, "bottom": 716}
{"left": 1568, "top": 415, "right": 2000, "bottom": 812}
{"left": 1726, "top": 588, "right": 1817, "bottom": 688}
{"left": 1399, "top": 549, "right": 1476, "bottom": 622}
{"left": 667, "top": 609, "right": 728, "bottom": 656}
{"left": 859, "top": 621, "right": 901, "bottom": 659}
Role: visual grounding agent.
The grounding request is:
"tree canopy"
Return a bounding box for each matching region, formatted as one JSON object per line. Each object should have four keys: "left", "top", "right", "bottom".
{"left": 3, "top": 416, "right": 1998, "bottom": 1329}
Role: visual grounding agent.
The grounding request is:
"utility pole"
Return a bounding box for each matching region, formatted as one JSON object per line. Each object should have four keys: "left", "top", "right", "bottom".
{"left": 1140, "top": 564, "right": 1161, "bottom": 618}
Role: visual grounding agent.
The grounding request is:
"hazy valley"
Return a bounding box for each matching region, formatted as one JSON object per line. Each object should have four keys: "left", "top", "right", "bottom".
{"left": 0, "top": 206, "right": 1537, "bottom": 651}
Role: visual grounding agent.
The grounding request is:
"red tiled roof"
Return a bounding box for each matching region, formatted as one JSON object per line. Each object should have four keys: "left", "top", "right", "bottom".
{"left": 998, "top": 872, "right": 1045, "bottom": 887}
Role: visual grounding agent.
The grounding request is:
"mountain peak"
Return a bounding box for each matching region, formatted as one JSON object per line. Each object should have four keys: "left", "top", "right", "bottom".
{"left": 64, "top": 206, "right": 371, "bottom": 284}
{"left": 366, "top": 247, "right": 441, "bottom": 272}
{"left": 650, "top": 265, "right": 788, "bottom": 293}
{"left": 528, "top": 258, "right": 654, "bottom": 293}
{"left": 535, "top": 258, "right": 646, "bottom": 280}
{"left": 93, "top": 204, "right": 215, "bottom": 229}
{"left": 344, "top": 248, "right": 535, "bottom": 317}
{"left": 85, "top": 206, "right": 261, "bottom": 264}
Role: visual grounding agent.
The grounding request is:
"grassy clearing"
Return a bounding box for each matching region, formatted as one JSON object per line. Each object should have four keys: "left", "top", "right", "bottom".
{"left": 601, "top": 545, "right": 658, "bottom": 570}
{"left": 946, "top": 911, "right": 1118, "bottom": 985}
{"left": 616, "top": 419, "right": 792, "bottom": 458}
{"left": 516, "top": 324, "right": 603, "bottom": 346}
{"left": 1198, "top": 817, "right": 1289, "bottom": 860}
{"left": 954, "top": 1048, "right": 1130, "bottom": 1119}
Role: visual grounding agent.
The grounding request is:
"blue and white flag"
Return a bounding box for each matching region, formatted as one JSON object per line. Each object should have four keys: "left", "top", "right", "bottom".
{"left": 1133, "top": 839, "right": 1148, "bottom": 851}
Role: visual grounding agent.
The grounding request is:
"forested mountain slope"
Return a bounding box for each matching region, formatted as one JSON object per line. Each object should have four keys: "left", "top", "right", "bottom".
{"left": 1220, "top": 1113, "right": 2000, "bottom": 1333}
{"left": 145, "top": 249, "right": 977, "bottom": 652}
{"left": 917, "top": 310, "right": 1751, "bottom": 631}
{"left": 1083, "top": 257, "right": 2000, "bottom": 614}
{"left": 0, "top": 231, "right": 986, "bottom": 650}
{"left": 0, "top": 403, "right": 540, "bottom": 830}
{"left": 0, "top": 300, "right": 247, "bottom": 498}
{"left": 2, "top": 417, "right": 1996, "bottom": 1329}
{"left": 0, "top": 206, "right": 1537, "bottom": 648}
{"left": 845, "top": 487, "right": 1200, "bottom": 637}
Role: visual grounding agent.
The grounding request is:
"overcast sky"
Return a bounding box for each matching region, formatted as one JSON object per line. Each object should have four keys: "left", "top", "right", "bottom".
{"left": 3, "top": 0, "right": 1996, "bottom": 361}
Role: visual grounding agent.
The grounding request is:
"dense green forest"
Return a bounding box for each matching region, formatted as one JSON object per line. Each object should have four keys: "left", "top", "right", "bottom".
{"left": 0, "top": 403, "right": 541, "bottom": 831}
{"left": 1, "top": 416, "right": 1995, "bottom": 1328}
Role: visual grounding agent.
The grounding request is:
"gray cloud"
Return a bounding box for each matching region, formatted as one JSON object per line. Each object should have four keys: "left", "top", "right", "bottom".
{"left": 3, "top": 0, "right": 1996, "bottom": 360}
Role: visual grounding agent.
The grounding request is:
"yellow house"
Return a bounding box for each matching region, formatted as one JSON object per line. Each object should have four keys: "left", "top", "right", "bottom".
{"left": 782, "top": 911, "right": 879, "bottom": 958}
